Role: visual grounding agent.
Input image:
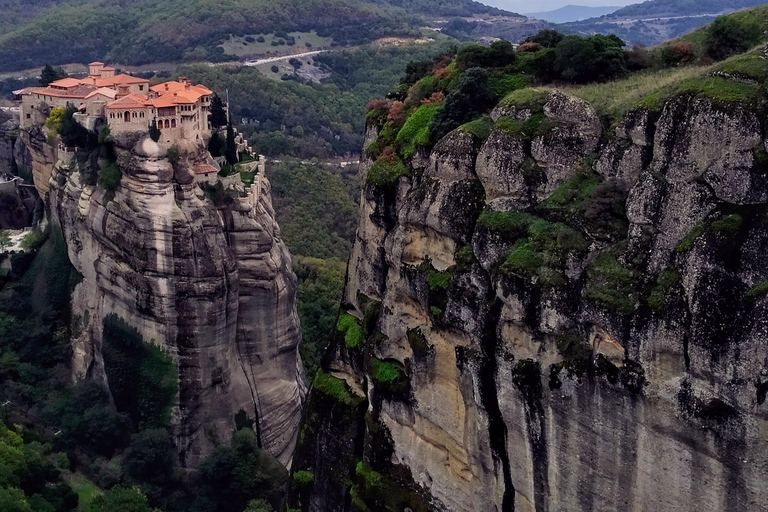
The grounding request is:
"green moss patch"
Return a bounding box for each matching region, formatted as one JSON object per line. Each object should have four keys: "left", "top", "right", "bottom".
{"left": 542, "top": 164, "right": 600, "bottom": 219}
{"left": 293, "top": 470, "right": 314, "bottom": 486}
{"left": 647, "top": 268, "right": 681, "bottom": 313}
{"left": 369, "top": 358, "right": 409, "bottom": 396}
{"left": 427, "top": 271, "right": 451, "bottom": 291}
{"left": 476, "top": 210, "right": 536, "bottom": 237}
{"left": 313, "top": 370, "right": 362, "bottom": 407}
{"left": 488, "top": 72, "right": 530, "bottom": 98}
{"left": 459, "top": 116, "right": 493, "bottom": 141}
{"left": 337, "top": 312, "right": 363, "bottom": 349}
{"left": 496, "top": 112, "right": 557, "bottom": 139}
{"left": 677, "top": 213, "right": 743, "bottom": 252}
{"left": 395, "top": 103, "right": 440, "bottom": 159}
{"left": 585, "top": 251, "right": 636, "bottom": 315}
{"left": 498, "top": 88, "right": 550, "bottom": 110}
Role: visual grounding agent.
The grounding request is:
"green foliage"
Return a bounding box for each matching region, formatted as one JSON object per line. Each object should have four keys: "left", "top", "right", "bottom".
{"left": 101, "top": 314, "right": 178, "bottom": 431}
{"left": 705, "top": 14, "right": 763, "bottom": 61}
{"left": 243, "top": 499, "right": 275, "bottom": 512}
{"left": 455, "top": 40, "right": 516, "bottom": 72}
{"left": 148, "top": 120, "right": 161, "bottom": 143}
{"left": 487, "top": 72, "right": 530, "bottom": 98}
{"left": 498, "top": 88, "right": 549, "bottom": 111}
{"left": 677, "top": 213, "right": 743, "bottom": 252}
{"left": 39, "top": 64, "right": 67, "bottom": 87}
{"left": 369, "top": 358, "right": 408, "bottom": 395}
{"left": 193, "top": 428, "right": 287, "bottom": 512}
{"left": 495, "top": 112, "right": 557, "bottom": 139}
{"left": 524, "top": 29, "right": 564, "bottom": 48}
{"left": 45, "top": 107, "right": 67, "bottom": 139}
{"left": 427, "top": 271, "right": 451, "bottom": 291}
{"left": 395, "top": 104, "right": 440, "bottom": 159}
{"left": 293, "top": 257, "right": 346, "bottom": 380}
{"left": 542, "top": 168, "right": 600, "bottom": 218}
{"left": 292, "top": 470, "right": 314, "bottom": 486}
{"left": 313, "top": 370, "right": 362, "bottom": 407}
{"left": 124, "top": 428, "right": 176, "bottom": 492}
{"left": 337, "top": 312, "right": 363, "bottom": 349}
{"left": 585, "top": 251, "right": 636, "bottom": 315}
{"left": 19, "top": 231, "right": 45, "bottom": 251}
{"left": 366, "top": 157, "right": 410, "bottom": 187}
{"left": 676, "top": 76, "right": 760, "bottom": 105}
{"left": 0, "top": 230, "right": 11, "bottom": 252}
{"left": 429, "top": 67, "right": 496, "bottom": 144}
{"left": 166, "top": 146, "right": 180, "bottom": 166}
{"left": 0, "top": 487, "right": 33, "bottom": 512}
{"left": 554, "top": 34, "right": 628, "bottom": 84}
{"left": 87, "top": 485, "right": 159, "bottom": 512}
{"left": 459, "top": 116, "right": 493, "bottom": 141}
{"left": 647, "top": 268, "right": 680, "bottom": 313}
{"left": 98, "top": 163, "right": 122, "bottom": 191}
{"left": 476, "top": 210, "right": 536, "bottom": 236}
{"left": 209, "top": 93, "right": 228, "bottom": 128}
{"left": 747, "top": 280, "right": 768, "bottom": 300}
{"left": 355, "top": 462, "right": 382, "bottom": 491}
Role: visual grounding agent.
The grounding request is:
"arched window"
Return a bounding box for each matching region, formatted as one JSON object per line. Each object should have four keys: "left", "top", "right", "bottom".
{"left": 171, "top": 119, "right": 176, "bottom": 128}
{"left": 164, "top": 119, "right": 170, "bottom": 129}
{"left": 124, "top": 111, "right": 130, "bottom": 123}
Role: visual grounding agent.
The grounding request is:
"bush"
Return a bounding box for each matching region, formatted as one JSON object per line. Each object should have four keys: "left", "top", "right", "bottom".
{"left": 20, "top": 230, "right": 45, "bottom": 251}
{"left": 395, "top": 103, "right": 439, "bottom": 159}
{"left": 257, "top": 36, "right": 265, "bottom": 43}
{"left": 455, "top": 40, "right": 516, "bottom": 72}
{"left": 369, "top": 358, "right": 408, "bottom": 396}
{"left": 706, "top": 15, "right": 762, "bottom": 61}
{"left": 98, "top": 162, "right": 122, "bottom": 191}
{"left": 270, "top": 65, "right": 279, "bottom": 73}
{"left": 245, "top": 36, "right": 255, "bottom": 43}
{"left": 585, "top": 251, "right": 636, "bottom": 315}
{"left": 658, "top": 42, "right": 694, "bottom": 67}
{"left": 554, "top": 34, "right": 628, "bottom": 83}
{"left": 366, "top": 157, "right": 410, "bottom": 187}
{"left": 428, "top": 68, "right": 495, "bottom": 145}
{"left": 166, "top": 145, "right": 180, "bottom": 165}
{"left": 525, "top": 29, "right": 564, "bottom": 48}
{"left": 313, "top": 370, "right": 361, "bottom": 406}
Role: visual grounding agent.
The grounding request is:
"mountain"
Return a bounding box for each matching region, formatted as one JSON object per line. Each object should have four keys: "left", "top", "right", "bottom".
{"left": 288, "top": 6, "right": 768, "bottom": 511}
{"left": 0, "top": 0, "right": 519, "bottom": 73}
{"left": 526, "top": 4, "right": 622, "bottom": 23}
{"left": 559, "top": 0, "right": 768, "bottom": 46}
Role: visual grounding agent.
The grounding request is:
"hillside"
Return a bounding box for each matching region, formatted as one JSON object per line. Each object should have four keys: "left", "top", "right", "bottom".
{"left": 290, "top": 6, "right": 768, "bottom": 511}
{"left": 559, "top": 0, "right": 768, "bottom": 46}
{"left": 527, "top": 5, "right": 622, "bottom": 23}
{"left": 0, "top": 0, "right": 520, "bottom": 73}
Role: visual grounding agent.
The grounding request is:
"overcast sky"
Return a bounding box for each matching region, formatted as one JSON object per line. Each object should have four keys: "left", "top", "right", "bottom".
{"left": 480, "top": 0, "right": 636, "bottom": 13}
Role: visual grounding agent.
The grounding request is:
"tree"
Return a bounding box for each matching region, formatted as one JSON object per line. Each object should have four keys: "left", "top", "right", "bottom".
{"left": 124, "top": 429, "right": 175, "bottom": 488}
{"left": 209, "top": 93, "right": 228, "bottom": 130}
{"left": 554, "top": 34, "right": 627, "bottom": 83}
{"left": 428, "top": 67, "right": 495, "bottom": 144}
{"left": 98, "top": 163, "right": 122, "bottom": 191}
{"left": 225, "top": 123, "right": 238, "bottom": 165}
{"left": 87, "top": 486, "right": 159, "bottom": 512}
{"left": 148, "top": 119, "right": 161, "bottom": 143}
{"left": 0, "top": 487, "right": 32, "bottom": 512}
{"left": 525, "top": 29, "right": 564, "bottom": 48}
{"left": 705, "top": 15, "right": 762, "bottom": 61}
{"left": 39, "top": 64, "right": 67, "bottom": 87}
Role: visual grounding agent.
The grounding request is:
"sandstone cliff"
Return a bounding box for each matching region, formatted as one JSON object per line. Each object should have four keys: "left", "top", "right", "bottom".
{"left": 293, "top": 83, "right": 768, "bottom": 511}
{"left": 19, "top": 127, "right": 306, "bottom": 468}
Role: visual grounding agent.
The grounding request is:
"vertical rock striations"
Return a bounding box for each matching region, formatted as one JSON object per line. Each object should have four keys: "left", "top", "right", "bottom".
{"left": 20, "top": 129, "right": 305, "bottom": 468}
{"left": 294, "top": 87, "right": 768, "bottom": 511}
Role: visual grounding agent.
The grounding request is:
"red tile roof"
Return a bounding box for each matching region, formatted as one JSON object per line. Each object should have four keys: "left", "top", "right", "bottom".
{"left": 89, "top": 61, "right": 104, "bottom": 66}
{"left": 49, "top": 78, "right": 83, "bottom": 89}
{"left": 104, "top": 93, "right": 150, "bottom": 109}
{"left": 31, "top": 84, "right": 97, "bottom": 99}
{"left": 85, "top": 87, "right": 118, "bottom": 100}
{"left": 196, "top": 164, "right": 218, "bottom": 175}
{"left": 80, "top": 74, "right": 149, "bottom": 87}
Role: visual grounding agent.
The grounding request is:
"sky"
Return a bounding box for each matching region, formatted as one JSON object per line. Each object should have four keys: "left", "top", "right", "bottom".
{"left": 479, "top": 0, "right": 636, "bottom": 13}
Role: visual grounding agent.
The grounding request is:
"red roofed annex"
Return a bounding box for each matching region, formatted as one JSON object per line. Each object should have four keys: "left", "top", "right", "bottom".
{"left": 20, "top": 62, "right": 213, "bottom": 143}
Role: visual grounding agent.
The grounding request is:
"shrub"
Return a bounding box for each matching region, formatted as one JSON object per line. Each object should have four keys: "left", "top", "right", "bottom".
{"left": 245, "top": 36, "right": 255, "bottom": 43}
{"left": 517, "top": 42, "right": 543, "bottom": 53}
{"left": 166, "top": 145, "right": 180, "bottom": 165}
{"left": 459, "top": 116, "right": 493, "bottom": 140}
{"left": 476, "top": 209, "right": 535, "bottom": 237}
{"left": 45, "top": 107, "right": 66, "bottom": 139}
{"left": 387, "top": 101, "right": 406, "bottom": 130}
{"left": 554, "top": 34, "right": 628, "bottom": 83}
{"left": 257, "top": 36, "right": 265, "bottom": 42}
{"left": 98, "top": 162, "right": 122, "bottom": 191}
{"left": 705, "top": 15, "right": 762, "bottom": 61}
{"left": 313, "top": 370, "right": 361, "bottom": 406}
{"left": 366, "top": 157, "right": 409, "bottom": 187}
{"left": 428, "top": 68, "right": 495, "bottom": 144}
{"left": 525, "top": 29, "right": 564, "bottom": 48}
{"left": 293, "top": 470, "right": 314, "bottom": 486}
{"left": 20, "top": 230, "right": 45, "bottom": 251}
{"left": 455, "top": 40, "right": 516, "bottom": 72}
{"left": 369, "top": 358, "right": 408, "bottom": 396}
{"left": 428, "top": 271, "right": 451, "bottom": 291}
{"left": 658, "top": 42, "right": 694, "bottom": 67}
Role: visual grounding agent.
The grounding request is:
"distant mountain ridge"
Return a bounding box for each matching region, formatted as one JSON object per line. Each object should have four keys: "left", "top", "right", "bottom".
{"left": 559, "top": 0, "right": 768, "bottom": 46}
{"left": 526, "top": 5, "right": 622, "bottom": 23}
{"left": 0, "top": 0, "right": 518, "bottom": 73}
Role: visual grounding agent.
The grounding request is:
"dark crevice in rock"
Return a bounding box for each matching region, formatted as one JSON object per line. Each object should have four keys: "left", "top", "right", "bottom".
{"left": 478, "top": 298, "right": 515, "bottom": 512}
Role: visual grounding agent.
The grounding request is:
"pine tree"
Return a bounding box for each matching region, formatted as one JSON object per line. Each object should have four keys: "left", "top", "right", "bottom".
{"left": 225, "top": 123, "right": 238, "bottom": 165}
{"left": 40, "top": 64, "right": 67, "bottom": 86}
{"left": 149, "top": 119, "right": 161, "bottom": 142}
{"left": 209, "top": 93, "right": 228, "bottom": 130}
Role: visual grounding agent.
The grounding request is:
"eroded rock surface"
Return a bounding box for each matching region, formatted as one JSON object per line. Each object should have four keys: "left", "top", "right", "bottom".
{"left": 295, "top": 91, "right": 768, "bottom": 511}
{"left": 21, "top": 130, "right": 306, "bottom": 468}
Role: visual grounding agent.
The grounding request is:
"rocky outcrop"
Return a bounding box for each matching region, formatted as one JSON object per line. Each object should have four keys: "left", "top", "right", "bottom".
{"left": 294, "top": 88, "right": 768, "bottom": 511}
{"left": 22, "top": 129, "right": 306, "bottom": 468}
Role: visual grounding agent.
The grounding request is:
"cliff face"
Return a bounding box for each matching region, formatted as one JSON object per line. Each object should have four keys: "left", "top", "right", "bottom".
{"left": 294, "top": 88, "right": 768, "bottom": 511}
{"left": 20, "top": 129, "right": 306, "bottom": 468}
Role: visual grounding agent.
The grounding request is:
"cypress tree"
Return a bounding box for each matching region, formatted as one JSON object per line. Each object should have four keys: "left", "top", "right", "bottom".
{"left": 210, "top": 93, "right": 228, "bottom": 130}
{"left": 149, "top": 119, "right": 161, "bottom": 142}
{"left": 225, "top": 123, "right": 238, "bottom": 165}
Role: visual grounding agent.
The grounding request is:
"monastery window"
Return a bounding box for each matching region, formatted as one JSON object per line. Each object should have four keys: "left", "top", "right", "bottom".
{"left": 26, "top": 114, "right": 31, "bottom": 119}
{"left": 171, "top": 119, "right": 177, "bottom": 128}
{"left": 139, "top": 85, "right": 144, "bottom": 91}
{"left": 124, "top": 111, "right": 130, "bottom": 123}
{"left": 140, "top": 112, "right": 144, "bottom": 118}
{"left": 132, "top": 112, "right": 137, "bottom": 119}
